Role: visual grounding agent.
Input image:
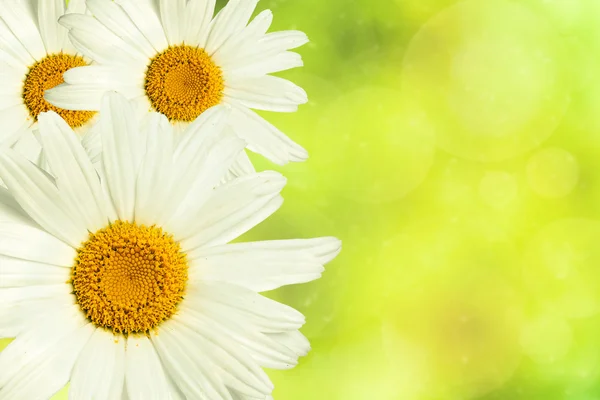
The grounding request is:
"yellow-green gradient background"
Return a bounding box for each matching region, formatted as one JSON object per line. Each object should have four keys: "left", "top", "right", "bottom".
{"left": 4, "top": 0, "right": 600, "bottom": 398}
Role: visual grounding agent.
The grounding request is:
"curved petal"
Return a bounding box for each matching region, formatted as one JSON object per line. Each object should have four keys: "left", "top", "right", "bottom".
{"left": 44, "top": 83, "right": 107, "bottom": 111}
{"left": 0, "top": 195, "right": 76, "bottom": 266}
{"left": 0, "top": 254, "right": 71, "bottom": 288}
{"left": 86, "top": 0, "right": 156, "bottom": 58}
{"left": 0, "top": 0, "right": 46, "bottom": 60}
{"left": 0, "top": 148, "right": 88, "bottom": 247}
{"left": 173, "top": 311, "right": 273, "bottom": 397}
{"left": 151, "top": 321, "right": 228, "bottom": 399}
{"left": 38, "top": 0, "right": 67, "bottom": 54}
{"left": 59, "top": 13, "right": 147, "bottom": 66}
{"left": 151, "top": 107, "right": 243, "bottom": 227}
{"left": 205, "top": 0, "right": 259, "bottom": 54}
{"left": 115, "top": 0, "right": 168, "bottom": 51}
{"left": 188, "top": 282, "right": 305, "bottom": 331}
{"left": 189, "top": 237, "right": 341, "bottom": 291}
{"left": 38, "top": 111, "right": 109, "bottom": 233}
{"left": 226, "top": 103, "right": 308, "bottom": 165}
{"left": 159, "top": 0, "right": 185, "bottom": 45}
{"left": 69, "top": 328, "right": 126, "bottom": 400}
{"left": 125, "top": 335, "right": 170, "bottom": 400}
{"left": 134, "top": 112, "right": 174, "bottom": 226}
{"left": 0, "top": 304, "right": 87, "bottom": 389}
{"left": 224, "top": 75, "right": 307, "bottom": 113}
{"left": 180, "top": 171, "right": 285, "bottom": 251}
{"left": 0, "top": 321, "right": 94, "bottom": 399}
{"left": 183, "top": 0, "right": 215, "bottom": 47}
{"left": 100, "top": 92, "right": 143, "bottom": 222}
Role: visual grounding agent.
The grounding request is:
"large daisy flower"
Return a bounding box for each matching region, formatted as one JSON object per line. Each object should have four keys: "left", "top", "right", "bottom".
{"left": 0, "top": 92, "right": 340, "bottom": 399}
{"left": 45, "top": 0, "right": 310, "bottom": 166}
{"left": 0, "top": 0, "right": 96, "bottom": 154}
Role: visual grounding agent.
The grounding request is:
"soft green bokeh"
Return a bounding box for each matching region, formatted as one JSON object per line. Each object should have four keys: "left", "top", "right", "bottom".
{"left": 6, "top": 0, "right": 600, "bottom": 398}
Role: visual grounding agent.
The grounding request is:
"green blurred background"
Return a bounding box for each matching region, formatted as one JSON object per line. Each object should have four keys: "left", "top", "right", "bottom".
{"left": 7, "top": 0, "right": 600, "bottom": 398}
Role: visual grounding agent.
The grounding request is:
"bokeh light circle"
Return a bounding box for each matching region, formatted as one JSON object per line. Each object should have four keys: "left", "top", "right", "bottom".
{"left": 479, "top": 171, "right": 518, "bottom": 209}
{"left": 401, "top": 0, "right": 569, "bottom": 162}
{"left": 313, "top": 87, "right": 436, "bottom": 204}
{"left": 526, "top": 147, "right": 579, "bottom": 198}
{"left": 524, "top": 219, "right": 600, "bottom": 319}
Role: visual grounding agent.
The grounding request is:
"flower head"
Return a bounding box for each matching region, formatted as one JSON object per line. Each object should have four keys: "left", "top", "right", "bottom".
{"left": 0, "top": 92, "right": 340, "bottom": 399}
{"left": 0, "top": 0, "right": 96, "bottom": 154}
{"left": 45, "top": 0, "right": 310, "bottom": 166}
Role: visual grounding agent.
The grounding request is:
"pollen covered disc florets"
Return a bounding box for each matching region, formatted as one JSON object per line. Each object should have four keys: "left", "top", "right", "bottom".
{"left": 22, "top": 53, "right": 96, "bottom": 128}
{"left": 72, "top": 221, "right": 188, "bottom": 334}
{"left": 145, "top": 45, "right": 225, "bottom": 122}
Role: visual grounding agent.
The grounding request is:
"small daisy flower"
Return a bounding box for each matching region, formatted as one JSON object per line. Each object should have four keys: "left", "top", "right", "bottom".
{"left": 0, "top": 0, "right": 96, "bottom": 152}
{"left": 45, "top": 0, "right": 310, "bottom": 166}
{"left": 0, "top": 92, "right": 340, "bottom": 399}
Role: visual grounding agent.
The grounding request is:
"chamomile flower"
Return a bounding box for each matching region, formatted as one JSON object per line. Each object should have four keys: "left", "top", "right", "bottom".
{"left": 0, "top": 0, "right": 96, "bottom": 155}
{"left": 0, "top": 92, "right": 340, "bottom": 399}
{"left": 45, "top": 0, "right": 310, "bottom": 167}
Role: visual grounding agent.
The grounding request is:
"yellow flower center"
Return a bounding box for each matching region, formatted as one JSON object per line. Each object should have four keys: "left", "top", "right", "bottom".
{"left": 145, "top": 45, "right": 225, "bottom": 122}
{"left": 22, "top": 53, "right": 96, "bottom": 128}
{"left": 72, "top": 221, "right": 188, "bottom": 334}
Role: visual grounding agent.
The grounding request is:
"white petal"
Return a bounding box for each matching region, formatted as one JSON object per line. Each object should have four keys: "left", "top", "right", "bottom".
{"left": 229, "top": 149, "right": 256, "bottom": 179}
{"left": 0, "top": 321, "right": 94, "bottom": 400}
{"left": 0, "top": 107, "right": 33, "bottom": 146}
{"left": 173, "top": 311, "right": 273, "bottom": 397}
{"left": 0, "top": 294, "right": 75, "bottom": 339}
{"left": 60, "top": 14, "right": 148, "bottom": 66}
{"left": 265, "top": 330, "right": 310, "bottom": 357}
{"left": 125, "top": 335, "right": 170, "bottom": 400}
{"left": 100, "top": 92, "right": 143, "bottom": 222}
{"left": 0, "top": 148, "right": 88, "bottom": 247}
{"left": 81, "top": 121, "right": 102, "bottom": 163}
{"left": 150, "top": 106, "right": 240, "bottom": 227}
{"left": 0, "top": 303, "right": 87, "bottom": 388}
{"left": 183, "top": 0, "right": 216, "bottom": 47}
{"left": 227, "top": 103, "right": 308, "bottom": 165}
{"left": 205, "top": 0, "right": 259, "bottom": 54}
{"left": 0, "top": 187, "right": 76, "bottom": 265}
{"left": 224, "top": 51, "right": 303, "bottom": 79}
{"left": 86, "top": 0, "right": 156, "bottom": 58}
{"left": 152, "top": 321, "right": 228, "bottom": 399}
{"left": 38, "top": 111, "right": 109, "bottom": 233}
{"left": 225, "top": 75, "right": 307, "bottom": 112}
{"left": 181, "top": 171, "right": 285, "bottom": 251}
{"left": 0, "top": 18, "right": 35, "bottom": 69}
{"left": 163, "top": 124, "right": 246, "bottom": 235}
{"left": 70, "top": 329, "right": 126, "bottom": 400}
{"left": 11, "top": 128, "right": 42, "bottom": 166}
{"left": 212, "top": 9, "right": 273, "bottom": 66}
{"left": 0, "top": 88, "right": 23, "bottom": 110}
{"left": 134, "top": 112, "right": 174, "bottom": 226}
{"left": 189, "top": 237, "right": 341, "bottom": 291}
{"left": 187, "top": 282, "right": 306, "bottom": 332}
{"left": 159, "top": 0, "right": 186, "bottom": 45}
{"left": 61, "top": 0, "right": 86, "bottom": 53}
{"left": 0, "top": 254, "right": 70, "bottom": 288}
{"left": 184, "top": 286, "right": 301, "bottom": 369}
{"left": 222, "top": 30, "right": 308, "bottom": 72}
{"left": 260, "top": 30, "right": 309, "bottom": 52}
{"left": 0, "top": 285, "right": 72, "bottom": 311}
{"left": 44, "top": 83, "right": 106, "bottom": 111}
{"left": 38, "top": 0, "right": 67, "bottom": 54}
{"left": 0, "top": 0, "right": 47, "bottom": 60}
{"left": 63, "top": 65, "right": 145, "bottom": 87}
{"left": 115, "top": 0, "right": 168, "bottom": 51}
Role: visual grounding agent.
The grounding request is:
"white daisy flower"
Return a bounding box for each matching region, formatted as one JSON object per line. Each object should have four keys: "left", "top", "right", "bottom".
{"left": 0, "top": 92, "right": 340, "bottom": 399}
{"left": 0, "top": 0, "right": 96, "bottom": 155}
{"left": 45, "top": 0, "right": 310, "bottom": 167}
